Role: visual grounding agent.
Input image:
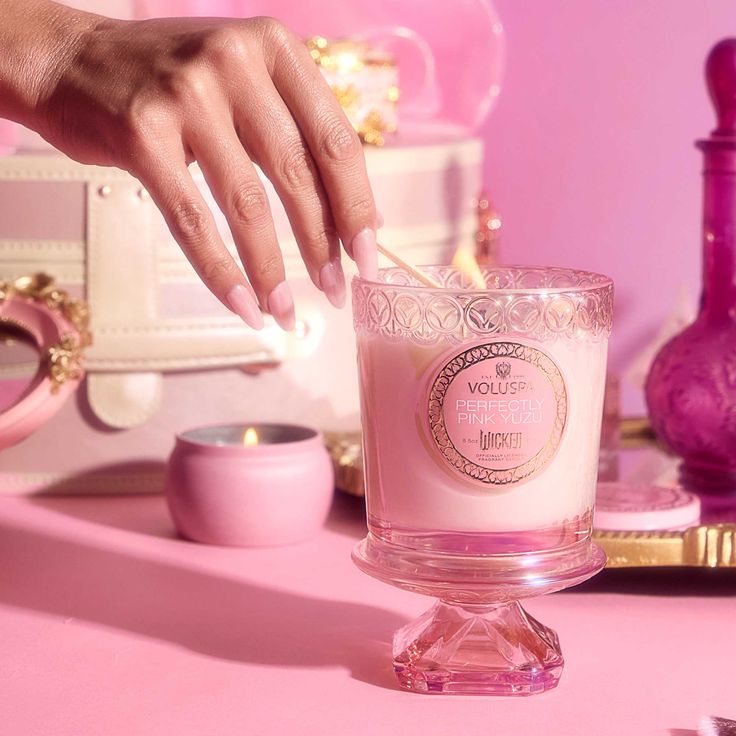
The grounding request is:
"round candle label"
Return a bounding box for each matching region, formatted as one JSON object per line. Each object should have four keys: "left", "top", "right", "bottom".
{"left": 426, "top": 341, "right": 568, "bottom": 487}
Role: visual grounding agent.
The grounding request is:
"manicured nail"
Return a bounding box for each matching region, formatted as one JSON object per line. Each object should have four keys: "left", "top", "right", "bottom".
{"left": 226, "top": 284, "right": 264, "bottom": 330}
{"left": 267, "top": 281, "right": 296, "bottom": 331}
{"left": 319, "top": 259, "right": 346, "bottom": 309}
{"left": 352, "top": 228, "right": 378, "bottom": 280}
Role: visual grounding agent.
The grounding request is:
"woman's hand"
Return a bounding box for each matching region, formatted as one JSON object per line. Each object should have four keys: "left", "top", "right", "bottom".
{"left": 2, "top": 3, "right": 379, "bottom": 330}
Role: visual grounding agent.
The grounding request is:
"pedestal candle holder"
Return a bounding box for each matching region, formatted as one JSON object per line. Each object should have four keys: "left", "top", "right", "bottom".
{"left": 351, "top": 265, "right": 614, "bottom": 695}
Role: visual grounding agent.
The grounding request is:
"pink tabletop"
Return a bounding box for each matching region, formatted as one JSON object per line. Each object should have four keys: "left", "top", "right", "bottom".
{"left": 0, "top": 492, "right": 734, "bottom": 735}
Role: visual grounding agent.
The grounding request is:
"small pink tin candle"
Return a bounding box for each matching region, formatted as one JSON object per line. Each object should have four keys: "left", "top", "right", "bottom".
{"left": 165, "top": 423, "right": 334, "bottom": 547}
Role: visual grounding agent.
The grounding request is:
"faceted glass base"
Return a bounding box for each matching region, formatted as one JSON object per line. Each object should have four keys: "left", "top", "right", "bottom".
{"left": 353, "top": 533, "right": 605, "bottom": 695}
{"left": 393, "top": 600, "right": 563, "bottom": 695}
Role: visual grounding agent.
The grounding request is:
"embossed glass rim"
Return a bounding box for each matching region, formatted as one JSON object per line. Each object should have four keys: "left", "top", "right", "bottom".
{"left": 355, "top": 265, "right": 613, "bottom": 296}
{"left": 352, "top": 265, "right": 614, "bottom": 343}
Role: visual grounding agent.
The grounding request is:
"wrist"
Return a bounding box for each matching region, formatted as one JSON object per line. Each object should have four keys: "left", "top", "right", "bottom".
{"left": 0, "top": 1, "right": 101, "bottom": 130}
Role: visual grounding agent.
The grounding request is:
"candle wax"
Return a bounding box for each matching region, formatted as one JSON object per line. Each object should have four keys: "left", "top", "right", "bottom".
{"left": 358, "top": 334, "right": 607, "bottom": 537}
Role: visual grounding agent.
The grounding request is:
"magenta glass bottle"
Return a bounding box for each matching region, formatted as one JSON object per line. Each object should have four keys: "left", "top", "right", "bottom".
{"left": 646, "top": 39, "right": 736, "bottom": 496}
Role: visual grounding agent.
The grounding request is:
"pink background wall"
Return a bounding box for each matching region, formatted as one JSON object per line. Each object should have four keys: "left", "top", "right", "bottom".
{"left": 483, "top": 1, "right": 736, "bottom": 411}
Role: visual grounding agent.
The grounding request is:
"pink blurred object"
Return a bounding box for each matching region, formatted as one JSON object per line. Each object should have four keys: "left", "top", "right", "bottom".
{"left": 646, "top": 39, "right": 736, "bottom": 497}
{"left": 594, "top": 482, "right": 701, "bottom": 531}
{"left": 134, "top": 0, "right": 505, "bottom": 132}
{"left": 165, "top": 423, "right": 334, "bottom": 546}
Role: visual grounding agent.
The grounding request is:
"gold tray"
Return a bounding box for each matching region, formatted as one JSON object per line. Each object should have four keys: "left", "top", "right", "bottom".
{"left": 324, "top": 420, "right": 736, "bottom": 569}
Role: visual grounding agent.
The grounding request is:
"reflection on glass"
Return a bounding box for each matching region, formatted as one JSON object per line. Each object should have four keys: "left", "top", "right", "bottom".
{"left": 0, "top": 324, "right": 41, "bottom": 412}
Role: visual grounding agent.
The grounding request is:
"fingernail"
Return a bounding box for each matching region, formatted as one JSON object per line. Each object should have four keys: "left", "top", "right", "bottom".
{"left": 319, "top": 259, "right": 346, "bottom": 309}
{"left": 267, "top": 281, "right": 296, "bottom": 331}
{"left": 352, "top": 228, "right": 378, "bottom": 280}
{"left": 226, "top": 284, "right": 264, "bottom": 330}
{"left": 376, "top": 210, "right": 385, "bottom": 228}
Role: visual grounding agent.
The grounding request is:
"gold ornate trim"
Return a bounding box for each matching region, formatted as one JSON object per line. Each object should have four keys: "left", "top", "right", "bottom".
{"left": 47, "top": 334, "right": 85, "bottom": 392}
{"left": 0, "top": 273, "right": 92, "bottom": 392}
{"left": 427, "top": 341, "right": 568, "bottom": 487}
{"left": 325, "top": 430, "right": 364, "bottom": 498}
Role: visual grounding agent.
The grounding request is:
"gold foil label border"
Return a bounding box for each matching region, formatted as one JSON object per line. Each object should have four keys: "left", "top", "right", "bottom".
{"left": 427, "top": 341, "right": 568, "bottom": 487}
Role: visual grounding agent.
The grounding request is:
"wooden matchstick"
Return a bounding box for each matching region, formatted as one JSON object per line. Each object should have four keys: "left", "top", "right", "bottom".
{"left": 376, "top": 243, "right": 443, "bottom": 288}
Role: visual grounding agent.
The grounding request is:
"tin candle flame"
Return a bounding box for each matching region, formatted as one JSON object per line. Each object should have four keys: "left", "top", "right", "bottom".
{"left": 243, "top": 427, "right": 259, "bottom": 446}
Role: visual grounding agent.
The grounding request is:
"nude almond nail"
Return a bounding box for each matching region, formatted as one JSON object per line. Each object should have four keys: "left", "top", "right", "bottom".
{"left": 319, "top": 259, "right": 346, "bottom": 309}
{"left": 226, "top": 284, "right": 264, "bottom": 330}
{"left": 352, "top": 228, "right": 378, "bottom": 280}
{"left": 267, "top": 281, "right": 296, "bottom": 332}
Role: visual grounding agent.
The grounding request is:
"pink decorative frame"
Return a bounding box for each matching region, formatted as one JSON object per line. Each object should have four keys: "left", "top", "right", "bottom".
{"left": 0, "top": 275, "right": 90, "bottom": 451}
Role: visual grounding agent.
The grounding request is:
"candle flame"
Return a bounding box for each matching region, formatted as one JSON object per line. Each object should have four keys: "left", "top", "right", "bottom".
{"left": 451, "top": 247, "right": 487, "bottom": 289}
{"left": 243, "top": 427, "right": 259, "bottom": 446}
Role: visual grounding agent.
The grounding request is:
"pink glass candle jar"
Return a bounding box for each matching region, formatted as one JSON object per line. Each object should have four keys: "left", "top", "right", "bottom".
{"left": 351, "top": 265, "right": 614, "bottom": 695}
{"left": 165, "top": 423, "right": 334, "bottom": 547}
{"left": 354, "top": 266, "right": 614, "bottom": 555}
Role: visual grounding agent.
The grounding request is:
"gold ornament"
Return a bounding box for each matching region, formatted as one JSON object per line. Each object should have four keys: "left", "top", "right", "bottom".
{"left": 0, "top": 273, "right": 92, "bottom": 392}
{"left": 306, "top": 35, "right": 398, "bottom": 146}
{"left": 331, "top": 84, "right": 360, "bottom": 112}
{"left": 47, "top": 334, "right": 85, "bottom": 392}
{"left": 357, "top": 110, "right": 390, "bottom": 147}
